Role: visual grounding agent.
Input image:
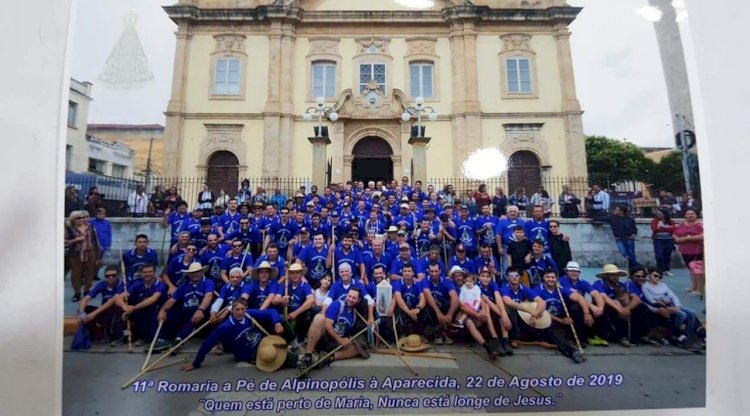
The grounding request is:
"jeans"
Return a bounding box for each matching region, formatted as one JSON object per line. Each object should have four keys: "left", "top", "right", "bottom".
{"left": 615, "top": 239, "right": 637, "bottom": 268}
{"left": 653, "top": 239, "right": 674, "bottom": 272}
{"left": 673, "top": 307, "right": 699, "bottom": 340}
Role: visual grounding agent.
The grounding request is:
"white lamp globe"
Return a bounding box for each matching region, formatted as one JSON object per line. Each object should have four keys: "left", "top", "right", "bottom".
{"left": 328, "top": 111, "right": 339, "bottom": 122}
{"left": 428, "top": 111, "right": 438, "bottom": 121}
{"left": 401, "top": 112, "right": 412, "bottom": 122}
{"left": 303, "top": 113, "right": 312, "bottom": 122}
{"left": 416, "top": 96, "right": 424, "bottom": 106}
{"left": 316, "top": 96, "right": 325, "bottom": 105}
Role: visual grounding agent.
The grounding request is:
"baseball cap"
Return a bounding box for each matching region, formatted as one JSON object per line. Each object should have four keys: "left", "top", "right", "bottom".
{"left": 460, "top": 205, "right": 469, "bottom": 210}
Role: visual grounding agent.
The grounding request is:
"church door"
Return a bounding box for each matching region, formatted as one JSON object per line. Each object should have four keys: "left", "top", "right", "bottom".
{"left": 352, "top": 137, "right": 393, "bottom": 183}
{"left": 507, "top": 151, "right": 541, "bottom": 195}
{"left": 206, "top": 151, "right": 239, "bottom": 196}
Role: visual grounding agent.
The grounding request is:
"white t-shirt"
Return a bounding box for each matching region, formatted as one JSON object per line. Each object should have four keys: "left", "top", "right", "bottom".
{"left": 459, "top": 285, "right": 482, "bottom": 312}
{"left": 314, "top": 288, "right": 328, "bottom": 306}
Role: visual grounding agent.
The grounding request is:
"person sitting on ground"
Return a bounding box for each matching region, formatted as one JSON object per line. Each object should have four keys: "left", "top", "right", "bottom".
{"left": 163, "top": 244, "right": 198, "bottom": 295}
{"left": 501, "top": 266, "right": 545, "bottom": 349}
{"left": 115, "top": 264, "right": 166, "bottom": 347}
{"left": 454, "top": 273, "right": 481, "bottom": 329}
{"left": 324, "top": 264, "right": 375, "bottom": 323}
{"left": 241, "top": 261, "right": 278, "bottom": 310}
{"left": 209, "top": 267, "right": 248, "bottom": 325}
{"left": 460, "top": 269, "right": 505, "bottom": 359}
{"left": 313, "top": 274, "right": 332, "bottom": 309}
{"left": 592, "top": 264, "right": 647, "bottom": 347}
{"left": 421, "top": 262, "right": 459, "bottom": 345}
{"left": 475, "top": 267, "right": 513, "bottom": 355}
{"left": 181, "top": 299, "right": 297, "bottom": 371}
{"left": 523, "top": 239, "right": 559, "bottom": 287}
{"left": 153, "top": 263, "right": 214, "bottom": 352}
{"left": 641, "top": 267, "right": 704, "bottom": 352}
{"left": 78, "top": 265, "right": 124, "bottom": 343}
{"left": 559, "top": 261, "right": 607, "bottom": 346}
{"left": 298, "top": 287, "right": 371, "bottom": 377}
{"left": 392, "top": 263, "right": 426, "bottom": 337}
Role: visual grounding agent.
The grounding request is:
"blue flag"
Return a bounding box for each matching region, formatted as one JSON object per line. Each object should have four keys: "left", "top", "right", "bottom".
{"left": 70, "top": 321, "right": 91, "bottom": 351}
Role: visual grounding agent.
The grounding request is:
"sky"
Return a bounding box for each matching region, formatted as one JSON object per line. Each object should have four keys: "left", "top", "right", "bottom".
{"left": 70, "top": 0, "right": 679, "bottom": 148}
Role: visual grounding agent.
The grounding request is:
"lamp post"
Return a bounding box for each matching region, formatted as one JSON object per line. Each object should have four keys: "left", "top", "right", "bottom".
{"left": 402, "top": 96, "right": 437, "bottom": 185}
{"left": 303, "top": 96, "right": 339, "bottom": 138}
{"left": 401, "top": 96, "right": 437, "bottom": 138}
{"left": 303, "top": 97, "right": 338, "bottom": 189}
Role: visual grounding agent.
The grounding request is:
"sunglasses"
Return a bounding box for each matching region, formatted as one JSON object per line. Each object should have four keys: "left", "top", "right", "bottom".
{"left": 651, "top": 273, "right": 662, "bottom": 277}
{"left": 186, "top": 248, "right": 197, "bottom": 251}
{"left": 400, "top": 248, "right": 410, "bottom": 251}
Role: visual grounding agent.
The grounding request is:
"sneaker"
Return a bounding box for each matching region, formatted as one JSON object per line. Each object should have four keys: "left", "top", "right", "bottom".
{"left": 588, "top": 336, "right": 609, "bottom": 346}
{"left": 483, "top": 342, "right": 499, "bottom": 360}
{"left": 685, "top": 340, "right": 703, "bottom": 353}
{"left": 297, "top": 354, "right": 313, "bottom": 379}
{"left": 451, "top": 320, "right": 465, "bottom": 329}
{"left": 500, "top": 338, "right": 513, "bottom": 356}
{"left": 72, "top": 294, "right": 81, "bottom": 303}
{"left": 110, "top": 336, "right": 127, "bottom": 347}
{"left": 572, "top": 351, "right": 586, "bottom": 363}
{"left": 151, "top": 339, "right": 171, "bottom": 352}
{"left": 443, "top": 334, "right": 454, "bottom": 345}
{"left": 619, "top": 337, "right": 632, "bottom": 348}
{"left": 489, "top": 338, "right": 505, "bottom": 357}
{"left": 434, "top": 335, "right": 444, "bottom": 345}
{"left": 640, "top": 336, "right": 661, "bottom": 347}
{"left": 352, "top": 338, "right": 370, "bottom": 359}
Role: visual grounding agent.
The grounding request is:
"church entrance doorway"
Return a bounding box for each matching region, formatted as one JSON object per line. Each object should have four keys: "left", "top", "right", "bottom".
{"left": 352, "top": 136, "right": 393, "bottom": 183}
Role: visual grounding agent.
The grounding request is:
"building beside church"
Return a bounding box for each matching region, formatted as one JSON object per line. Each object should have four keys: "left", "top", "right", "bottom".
{"left": 163, "top": 0, "right": 588, "bottom": 195}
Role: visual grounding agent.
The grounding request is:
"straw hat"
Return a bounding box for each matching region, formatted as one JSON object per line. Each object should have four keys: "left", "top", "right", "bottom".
{"left": 398, "top": 334, "right": 430, "bottom": 352}
{"left": 387, "top": 226, "right": 398, "bottom": 233}
{"left": 251, "top": 261, "right": 279, "bottom": 279}
{"left": 255, "top": 335, "right": 287, "bottom": 372}
{"left": 517, "top": 301, "right": 552, "bottom": 329}
{"left": 596, "top": 264, "right": 628, "bottom": 278}
{"left": 449, "top": 265, "right": 466, "bottom": 278}
{"left": 180, "top": 262, "right": 208, "bottom": 274}
{"left": 288, "top": 263, "right": 305, "bottom": 273}
{"left": 564, "top": 261, "right": 581, "bottom": 272}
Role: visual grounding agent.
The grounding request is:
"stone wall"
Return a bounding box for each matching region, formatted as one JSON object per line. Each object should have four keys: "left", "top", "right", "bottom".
{"left": 101, "top": 217, "right": 687, "bottom": 269}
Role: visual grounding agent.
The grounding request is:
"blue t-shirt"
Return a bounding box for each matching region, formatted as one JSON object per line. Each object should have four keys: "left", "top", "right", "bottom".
{"left": 325, "top": 300, "right": 357, "bottom": 337}
{"left": 500, "top": 283, "right": 536, "bottom": 303}
{"left": 182, "top": 216, "right": 204, "bottom": 235}
{"left": 225, "top": 227, "right": 261, "bottom": 248}
{"left": 297, "top": 245, "right": 329, "bottom": 283}
{"left": 420, "top": 276, "right": 457, "bottom": 311}
{"left": 525, "top": 254, "right": 559, "bottom": 284}
{"left": 269, "top": 220, "right": 299, "bottom": 251}
{"left": 222, "top": 253, "right": 252, "bottom": 275}
{"left": 127, "top": 279, "right": 167, "bottom": 309}
{"left": 165, "top": 255, "right": 197, "bottom": 285}
{"left": 449, "top": 255, "right": 476, "bottom": 275}
{"left": 327, "top": 279, "right": 369, "bottom": 305}
{"left": 495, "top": 218, "right": 526, "bottom": 246}
{"left": 242, "top": 280, "right": 279, "bottom": 309}
{"left": 393, "top": 279, "right": 422, "bottom": 309}
{"left": 192, "top": 310, "right": 281, "bottom": 368}
{"left": 414, "top": 229, "right": 434, "bottom": 258}
{"left": 334, "top": 247, "right": 364, "bottom": 279}
{"left": 217, "top": 281, "right": 247, "bottom": 306}
{"left": 218, "top": 211, "right": 243, "bottom": 235}
{"left": 455, "top": 217, "right": 477, "bottom": 250}
{"left": 167, "top": 212, "right": 191, "bottom": 243}
{"left": 524, "top": 219, "right": 550, "bottom": 249}
{"left": 533, "top": 283, "right": 574, "bottom": 318}
{"left": 200, "top": 245, "right": 229, "bottom": 282}
{"left": 560, "top": 276, "right": 594, "bottom": 296}
{"left": 474, "top": 215, "right": 499, "bottom": 247}
{"left": 365, "top": 253, "right": 393, "bottom": 280}
{"left": 86, "top": 281, "right": 124, "bottom": 304}
{"left": 478, "top": 280, "right": 501, "bottom": 303}
{"left": 122, "top": 248, "right": 159, "bottom": 283}
{"left": 275, "top": 281, "right": 313, "bottom": 313}
{"left": 592, "top": 280, "right": 625, "bottom": 300}
{"left": 172, "top": 278, "right": 215, "bottom": 310}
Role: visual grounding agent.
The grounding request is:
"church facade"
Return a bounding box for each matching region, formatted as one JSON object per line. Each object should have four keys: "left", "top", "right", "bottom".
{"left": 163, "top": 0, "right": 587, "bottom": 194}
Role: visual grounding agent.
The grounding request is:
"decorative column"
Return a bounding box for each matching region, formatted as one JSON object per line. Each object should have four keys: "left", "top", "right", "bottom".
{"left": 343, "top": 155, "right": 354, "bottom": 181}
{"left": 308, "top": 136, "right": 331, "bottom": 189}
{"left": 164, "top": 24, "right": 192, "bottom": 177}
{"left": 408, "top": 136, "right": 431, "bottom": 185}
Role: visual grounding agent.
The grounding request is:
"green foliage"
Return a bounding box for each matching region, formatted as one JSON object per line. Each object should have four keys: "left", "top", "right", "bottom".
{"left": 649, "top": 151, "right": 685, "bottom": 194}
{"left": 585, "top": 136, "right": 654, "bottom": 186}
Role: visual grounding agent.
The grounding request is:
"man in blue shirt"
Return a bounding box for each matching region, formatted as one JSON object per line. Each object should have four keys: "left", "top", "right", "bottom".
{"left": 474, "top": 244, "right": 502, "bottom": 284}
{"left": 501, "top": 266, "right": 545, "bottom": 348}
{"left": 182, "top": 206, "right": 205, "bottom": 235}
{"left": 471, "top": 267, "right": 513, "bottom": 356}
{"left": 222, "top": 240, "right": 253, "bottom": 283}
{"left": 298, "top": 286, "right": 371, "bottom": 376}
{"left": 217, "top": 198, "right": 243, "bottom": 239}
{"left": 199, "top": 233, "right": 229, "bottom": 285}
{"left": 364, "top": 239, "right": 392, "bottom": 281}
{"left": 495, "top": 205, "right": 526, "bottom": 257}
{"left": 559, "top": 261, "right": 606, "bottom": 347}
{"left": 524, "top": 205, "right": 551, "bottom": 251}
{"left": 242, "top": 261, "right": 279, "bottom": 310}
{"left": 297, "top": 233, "right": 330, "bottom": 288}
{"left": 90, "top": 207, "right": 112, "bottom": 261}
{"left": 474, "top": 204, "right": 499, "bottom": 254}
{"left": 329, "top": 234, "right": 366, "bottom": 283}
{"left": 266, "top": 207, "right": 299, "bottom": 254}
{"left": 392, "top": 263, "right": 426, "bottom": 336}
{"left": 209, "top": 267, "right": 247, "bottom": 324}
{"left": 78, "top": 265, "right": 124, "bottom": 343}
{"left": 449, "top": 243, "right": 476, "bottom": 275}
{"left": 421, "top": 262, "right": 459, "bottom": 345}
{"left": 153, "top": 263, "right": 215, "bottom": 351}
{"left": 115, "top": 264, "right": 167, "bottom": 346}
{"left": 390, "top": 243, "right": 424, "bottom": 282}
{"left": 181, "top": 299, "right": 296, "bottom": 371}
{"left": 523, "top": 240, "right": 559, "bottom": 286}
{"left": 163, "top": 201, "right": 191, "bottom": 245}
{"left": 273, "top": 263, "right": 315, "bottom": 347}
{"left": 254, "top": 244, "right": 287, "bottom": 282}
{"left": 163, "top": 244, "right": 198, "bottom": 294}
{"left": 122, "top": 234, "right": 159, "bottom": 284}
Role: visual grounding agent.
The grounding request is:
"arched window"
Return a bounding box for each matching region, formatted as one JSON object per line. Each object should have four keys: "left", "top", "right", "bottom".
{"left": 507, "top": 151, "right": 541, "bottom": 196}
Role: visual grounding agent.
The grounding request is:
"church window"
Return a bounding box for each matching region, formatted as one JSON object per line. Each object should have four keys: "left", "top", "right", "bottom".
{"left": 506, "top": 57, "right": 532, "bottom": 94}
{"left": 312, "top": 61, "right": 336, "bottom": 98}
{"left": 409, "top": 62, "right": 434, "bottom": 98}
{"left": 214, "top": 58, "right": 241, "bottom": 95}
{"left": 359, "top": 63, "right": 386, "bottom": 94}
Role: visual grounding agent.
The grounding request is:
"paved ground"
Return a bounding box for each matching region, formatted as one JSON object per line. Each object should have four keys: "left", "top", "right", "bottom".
{"left": 63, "top": 268, "right": 706, "bottom": 415}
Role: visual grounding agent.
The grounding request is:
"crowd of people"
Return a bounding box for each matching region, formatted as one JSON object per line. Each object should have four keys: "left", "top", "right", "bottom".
{"left": 67, "top": 176, "right": 705, "bottom": 376}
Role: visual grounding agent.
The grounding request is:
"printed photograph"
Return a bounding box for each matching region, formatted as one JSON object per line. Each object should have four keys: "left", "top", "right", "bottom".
{"left": 62, "top": 0, "right": 706, "bottom": 414}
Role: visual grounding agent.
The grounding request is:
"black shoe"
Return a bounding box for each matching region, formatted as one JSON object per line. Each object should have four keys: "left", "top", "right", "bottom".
{"left": 489, "top": 338, "right": 505, "bottom": 357}
{"left": 72, "top": 294, "right": 81, "bottom": 303}
{"left": 572, "top": 351, "right": 586, "bottom": 363}
{"left": 484, "top": 342, "right": 499, "bottom": 360}
{"left": 500, "top": 338, "right": 513, "bottom": 356}
{"left": 297, "top": 354, "right": 313, "bottom": 379}
{"left": 353, "top": 338, "right": 370, "bottom": 359}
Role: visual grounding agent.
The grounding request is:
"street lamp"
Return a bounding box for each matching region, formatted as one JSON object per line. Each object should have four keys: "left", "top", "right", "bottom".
{"left": 303, "top": 96, "right": 338, "bottom": 138}
{"left": 401, "top": 96, "right": 437, "bottom": 138}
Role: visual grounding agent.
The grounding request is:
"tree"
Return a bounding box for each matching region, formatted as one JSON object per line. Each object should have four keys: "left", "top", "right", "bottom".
{"left": 585, "top": 136, "right": 654, "bottom": 187}
{"left": 647, "top": 151, "right": 701, "bottom": 196}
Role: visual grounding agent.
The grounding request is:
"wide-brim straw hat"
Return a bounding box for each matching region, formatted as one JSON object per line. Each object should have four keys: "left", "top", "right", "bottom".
{"left": 398, "top": 334, "right": 430, "bottom": 352}
{"left": 288, "top": 263, "right": 306, "bottom": 273}
{"left": 255, "top": 335, "right": 287, "bottom": 372}
{"left": 517, "top": 301, "right": 552, "bottom": 329}
{"left": 596, "top": 264, "right": 628, "bottom": 278}
{"left": 252, "top": 261, "right": 279, "bottom": 279}
{"left": 180, "top": 262, "right": 208, "bottom": 274}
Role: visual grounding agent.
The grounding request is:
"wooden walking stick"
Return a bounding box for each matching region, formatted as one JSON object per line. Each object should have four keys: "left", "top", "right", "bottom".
{"left": 355, "top": 311, "right": 417, "bottom": 376}
{"left": 392, "top": 315, "right": 402, "bottom": 356}
{"left": 556, "top": 283, "right": 583, "bottom": 355}
{"left": 625, "top": 258, "right": 631, "bottom": 343}
{"left": 283, "top": 279, "right": 289, "bottom": 320}
{"left": 372, "top": 350, "right": 456, "bottom": 360}
{"left": 118, "top": 244, "right": 133, "bottom": 353}
{"left": 122, "top": 304, "right": 231, "bottom": 389}
{"left": 142, "top": 321, "right": 164, "bottom": 371}
{"left": 295, "top": 326, "right": 370, "bottom": 379}
{"left": 331, "top": 226, "right": 337, "bottom": 283}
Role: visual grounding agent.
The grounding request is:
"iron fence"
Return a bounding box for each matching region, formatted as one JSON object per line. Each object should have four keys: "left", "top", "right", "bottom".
{"left": 64, "top": 172, "right": 311, "bottom": 217}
